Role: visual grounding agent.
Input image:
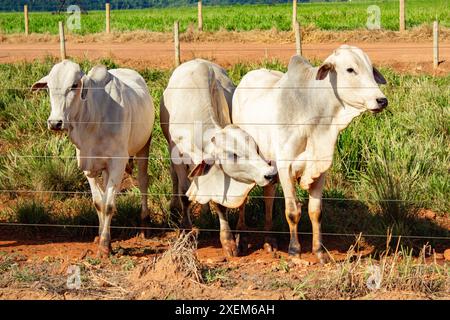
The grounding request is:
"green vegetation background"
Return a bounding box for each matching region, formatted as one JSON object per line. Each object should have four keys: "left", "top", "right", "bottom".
{"left": 0, "top": 0, "right": 448, "bottom": 34}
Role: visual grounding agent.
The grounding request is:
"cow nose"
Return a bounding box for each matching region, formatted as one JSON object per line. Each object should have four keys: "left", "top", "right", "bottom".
{"left": 264, "top": 173, "right": 277, "bottom": 182}
{"left": 376, "top": 97, "right": 388, "bottom": 108}
{"left": 48, "top": 120, "right": 63, "bottom": 131}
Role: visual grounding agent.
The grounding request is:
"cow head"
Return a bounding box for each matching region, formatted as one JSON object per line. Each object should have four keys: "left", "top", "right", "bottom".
{"left": 32, "top": 60, "right": 86, "bottom": 131}
{"left": 316, "top": 45, "right": 388, "bottom": 113}
{"left": 189, "top": 125, "right": 277, "bottom": 187}
{"left": 188, "top": 63, "right": 277, "bottom": 187}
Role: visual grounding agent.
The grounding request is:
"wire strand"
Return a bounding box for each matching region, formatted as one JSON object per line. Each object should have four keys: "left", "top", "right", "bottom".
{"left": 0, "top": 189, "right": 428, "bottom": 203}
{"left": 0, "top": 222, "right": 447, "bottom": 240}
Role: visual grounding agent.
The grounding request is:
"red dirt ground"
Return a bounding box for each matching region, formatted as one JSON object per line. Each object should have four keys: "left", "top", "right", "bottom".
{"left": 0, "top": 38, "right": 448, "bottom": 299}
{"left": 0, "top": 41, "right": 449, "bottom": 75}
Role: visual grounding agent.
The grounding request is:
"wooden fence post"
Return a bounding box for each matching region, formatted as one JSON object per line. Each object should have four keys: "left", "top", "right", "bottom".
{"left": 399, "top": 0, "right": 405, "bottom": 31}
{"left": 59, "top": 21, "right": 66, "bottom": 61}
{"left": 174, "top": 21, "right": 180, "bottom": 67}
{"left": 295, "top": 21, "right": 302, "bottom": 56}
{"left": 433, "top": 20, "right": 439, "bottom": 69}
{"left": 292, "top": 0, "right": 297, "bottom": 30}
{"left": 24, "top": 5, "right": 29, "bottom": 36}
{"left": 106, "top": 3, "right": 111, "bottom": 34}
{"left": 198, "top": 1, "right": 203, "bottom": 32}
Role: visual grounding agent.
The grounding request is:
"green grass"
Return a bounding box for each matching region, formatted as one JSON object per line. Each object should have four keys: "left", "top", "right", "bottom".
{"left": 0, "top": 0, "right": 448, "bottom": 34}
{"left": 0, "top": 57, "right": 448, "bottom": 249}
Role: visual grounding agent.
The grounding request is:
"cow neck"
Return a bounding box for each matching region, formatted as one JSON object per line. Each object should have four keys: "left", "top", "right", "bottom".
{"left": 66, "top": 97, "right": 102, "bottom": 148}
{"left": 294, "top": 78, "right": 364, "bottom": 190}
{"left": 313, "top": 76, "right": 364, "bottom": 133}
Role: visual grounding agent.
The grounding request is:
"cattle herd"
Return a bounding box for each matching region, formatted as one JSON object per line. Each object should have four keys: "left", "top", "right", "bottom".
{"left": 31, "top": 45, "right": 388, "bottom": 262}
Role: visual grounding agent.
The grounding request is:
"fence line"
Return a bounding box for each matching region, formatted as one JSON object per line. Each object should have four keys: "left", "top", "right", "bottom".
{"left": 2, "top": 46, "right": 448, "bottom": 52}
{"left": 0, "top": 189, "right": 430, "bottom": 203}
{"left": 0, "top": 222, "right": 447, "bottom": 240}
{"left": 0, "top": 154, "right": 404, "bottom": 163}
{"left": 2, "top": 85, "right": 446, "bottom": 90}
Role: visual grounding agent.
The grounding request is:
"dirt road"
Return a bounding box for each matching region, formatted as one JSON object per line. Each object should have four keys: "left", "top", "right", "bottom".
{"left": 1, "top": 41, "right": 448, "bottom": 74}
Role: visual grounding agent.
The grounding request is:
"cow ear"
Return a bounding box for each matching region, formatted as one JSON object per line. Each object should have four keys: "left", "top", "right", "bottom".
{"left": 80, "top": 76, "right": 89, "bottom": 100}
{"left": 373, "top": 67, "right": 387, "bottom": 85}
{"left": 316, "top": 63, "right": 334, "bottom": 80}
{"left": 31, "top": 75, "right": 49, "bottom": 92}
{"left": 188, "top": 161, "right": 213, "bottom": 178}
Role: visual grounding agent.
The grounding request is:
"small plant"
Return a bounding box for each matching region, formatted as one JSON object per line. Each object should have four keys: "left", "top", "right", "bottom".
{"left": 15, "top": 201, "right": 51, "bottom": 225}
{"left": 121, "top": 257, "right": 136, "bottom": 271}
{"left": 11, "top": 265, "right": 38, "bottom": 283}
{"left": 86, "top": 257, "right": 101, "bottom": 266}
{"left": 203, "top": 267, "right": 229, "bottom": 284}
{"left": 278, "top": 257, "right": 290, "bottom": 273}
{"left": 0, "top": 257, "right": 15, "bottom": 273}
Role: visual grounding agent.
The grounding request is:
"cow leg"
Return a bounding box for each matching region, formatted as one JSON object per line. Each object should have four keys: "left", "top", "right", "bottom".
{"left": 308, "top": 173, "right": 329, "bottom": 264}
{"left": 169, "top": 162, "right": 182, "bottom": 218}
{"left": 214, "top": 203, "right": 238, "bottom": 258}
{"left": 173, "top": 163, "right": 192, "bottom": 229}
{"left": 86, "top": 175, "right": 104, "bottom": 244}
{"left": 263, "top": 184, "right": 278, "bottom": 252}
{"left": 235, "top": 205, "right": 248, "bottom": 256}
{"left": 278, "top": 168, "right": 301, "bottom": 256}
{"left": 97, "top": 161, "right": 127, "bottom": 258}
{"left": 136, "top": 137, "right": 151, "bottom": 238}
{"left": 236, "top": 205, "right": 247, "bottom": 230}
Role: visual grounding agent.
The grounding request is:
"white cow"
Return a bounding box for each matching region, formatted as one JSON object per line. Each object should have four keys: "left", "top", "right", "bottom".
{"left": 232, "top": 45, "right": 388, "bottom": 263}
{"left": 32, "top": 60, "right": 155, "bottom": 256}
{"left": 160, "top": 59, "right": 277, "bottom": 256}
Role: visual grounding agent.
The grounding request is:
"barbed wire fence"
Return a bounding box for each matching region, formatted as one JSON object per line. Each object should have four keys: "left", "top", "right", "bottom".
{"left": 0, "top": 1, "right": 447, "bottom": 244}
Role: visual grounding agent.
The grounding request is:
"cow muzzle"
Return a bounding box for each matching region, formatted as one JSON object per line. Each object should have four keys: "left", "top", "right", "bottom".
{"left": 48, "top": 119, "right": 64, "bottom": 131}
{"left": 264, "top": 173, "right": 277, "bottom": 184}
{"left": 370, "top": 97, "right": 388, "bottom": 114}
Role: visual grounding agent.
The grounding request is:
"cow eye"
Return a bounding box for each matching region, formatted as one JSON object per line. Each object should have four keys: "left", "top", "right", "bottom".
{"left": 71, "top": 83, "right": 78, "bottom": 90}
{"left": 346, "top": 68, "right": 355, "bottom": 74}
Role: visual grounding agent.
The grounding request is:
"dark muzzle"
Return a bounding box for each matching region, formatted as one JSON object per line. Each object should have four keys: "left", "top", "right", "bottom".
{"left": 48, "top": 120, "right": 63, "bottom": 131}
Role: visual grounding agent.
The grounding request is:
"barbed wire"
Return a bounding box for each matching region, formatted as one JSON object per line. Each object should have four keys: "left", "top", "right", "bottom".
{"left": 0, "top": 222, "right": 447, "bottom": 240}
{"left": 1, "top": 46, "right": 449, "bottom": 52}
{"left": 1, "top": 85, "right": 447, "bottom": 90}
{"left": 0, "top": 154, "right": 446, "bottom": 166}
{"left": 0, "top": 189, "right": 430, "bottom": 203}
{"left": 0, "top": 154, "right": 373, "bottom": 162}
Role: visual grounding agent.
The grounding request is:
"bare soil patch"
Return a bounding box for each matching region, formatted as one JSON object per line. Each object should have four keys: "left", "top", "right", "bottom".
{"left": 0, "top": 35, "right": 448, "bottom": 75}
{"left": 0, "top": 227, "right": 448, "bottom": 300}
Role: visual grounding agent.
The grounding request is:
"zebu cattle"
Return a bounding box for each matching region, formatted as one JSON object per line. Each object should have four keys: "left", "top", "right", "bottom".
{"left": 32, "top": 60, "right": 155, "bottom": 256}
{"left": 160, "top": 59, "right": 277, "bottom": 256}
{"left": 232, "top": 45, "right": 388, "bottom": 262}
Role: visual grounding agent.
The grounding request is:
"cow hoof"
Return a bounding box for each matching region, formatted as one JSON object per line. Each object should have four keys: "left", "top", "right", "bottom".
{"left": 288, "top": 241, "right": 301, "bottom": 257}
{"left": 235, "top": 233, "right": 248, "bottom": 256}
{"left": 263, "top": 236, "right": 278, "bottom": 253}
{"left": 96, "top": 245, "right": 110, "bottom": 258}
{"left": 222, "top": 240, "right": 238, "bottom": 258}
{"left": 139, "top": 217, "right": 151, "bottom": 239}
{"left": 316, "top": 251, "right": 331, "bottom": 264}
{"left": 97, "top": 235, "right": 111, "bottom": 258}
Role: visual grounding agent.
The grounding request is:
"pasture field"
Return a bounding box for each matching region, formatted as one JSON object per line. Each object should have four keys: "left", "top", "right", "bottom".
{"left": 0, "top": 58, "right": 448, "bottom": 299}
{"left": 0, "top": 0, "right": 449, "bottom": 35}
{"left": 0, "top": 57, "right": 448, "bottom": 238}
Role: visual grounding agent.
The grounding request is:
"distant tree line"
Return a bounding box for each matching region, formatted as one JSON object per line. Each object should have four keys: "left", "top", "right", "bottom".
{"left": 0, "top": 0, "right": 322, "bottom": 12}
